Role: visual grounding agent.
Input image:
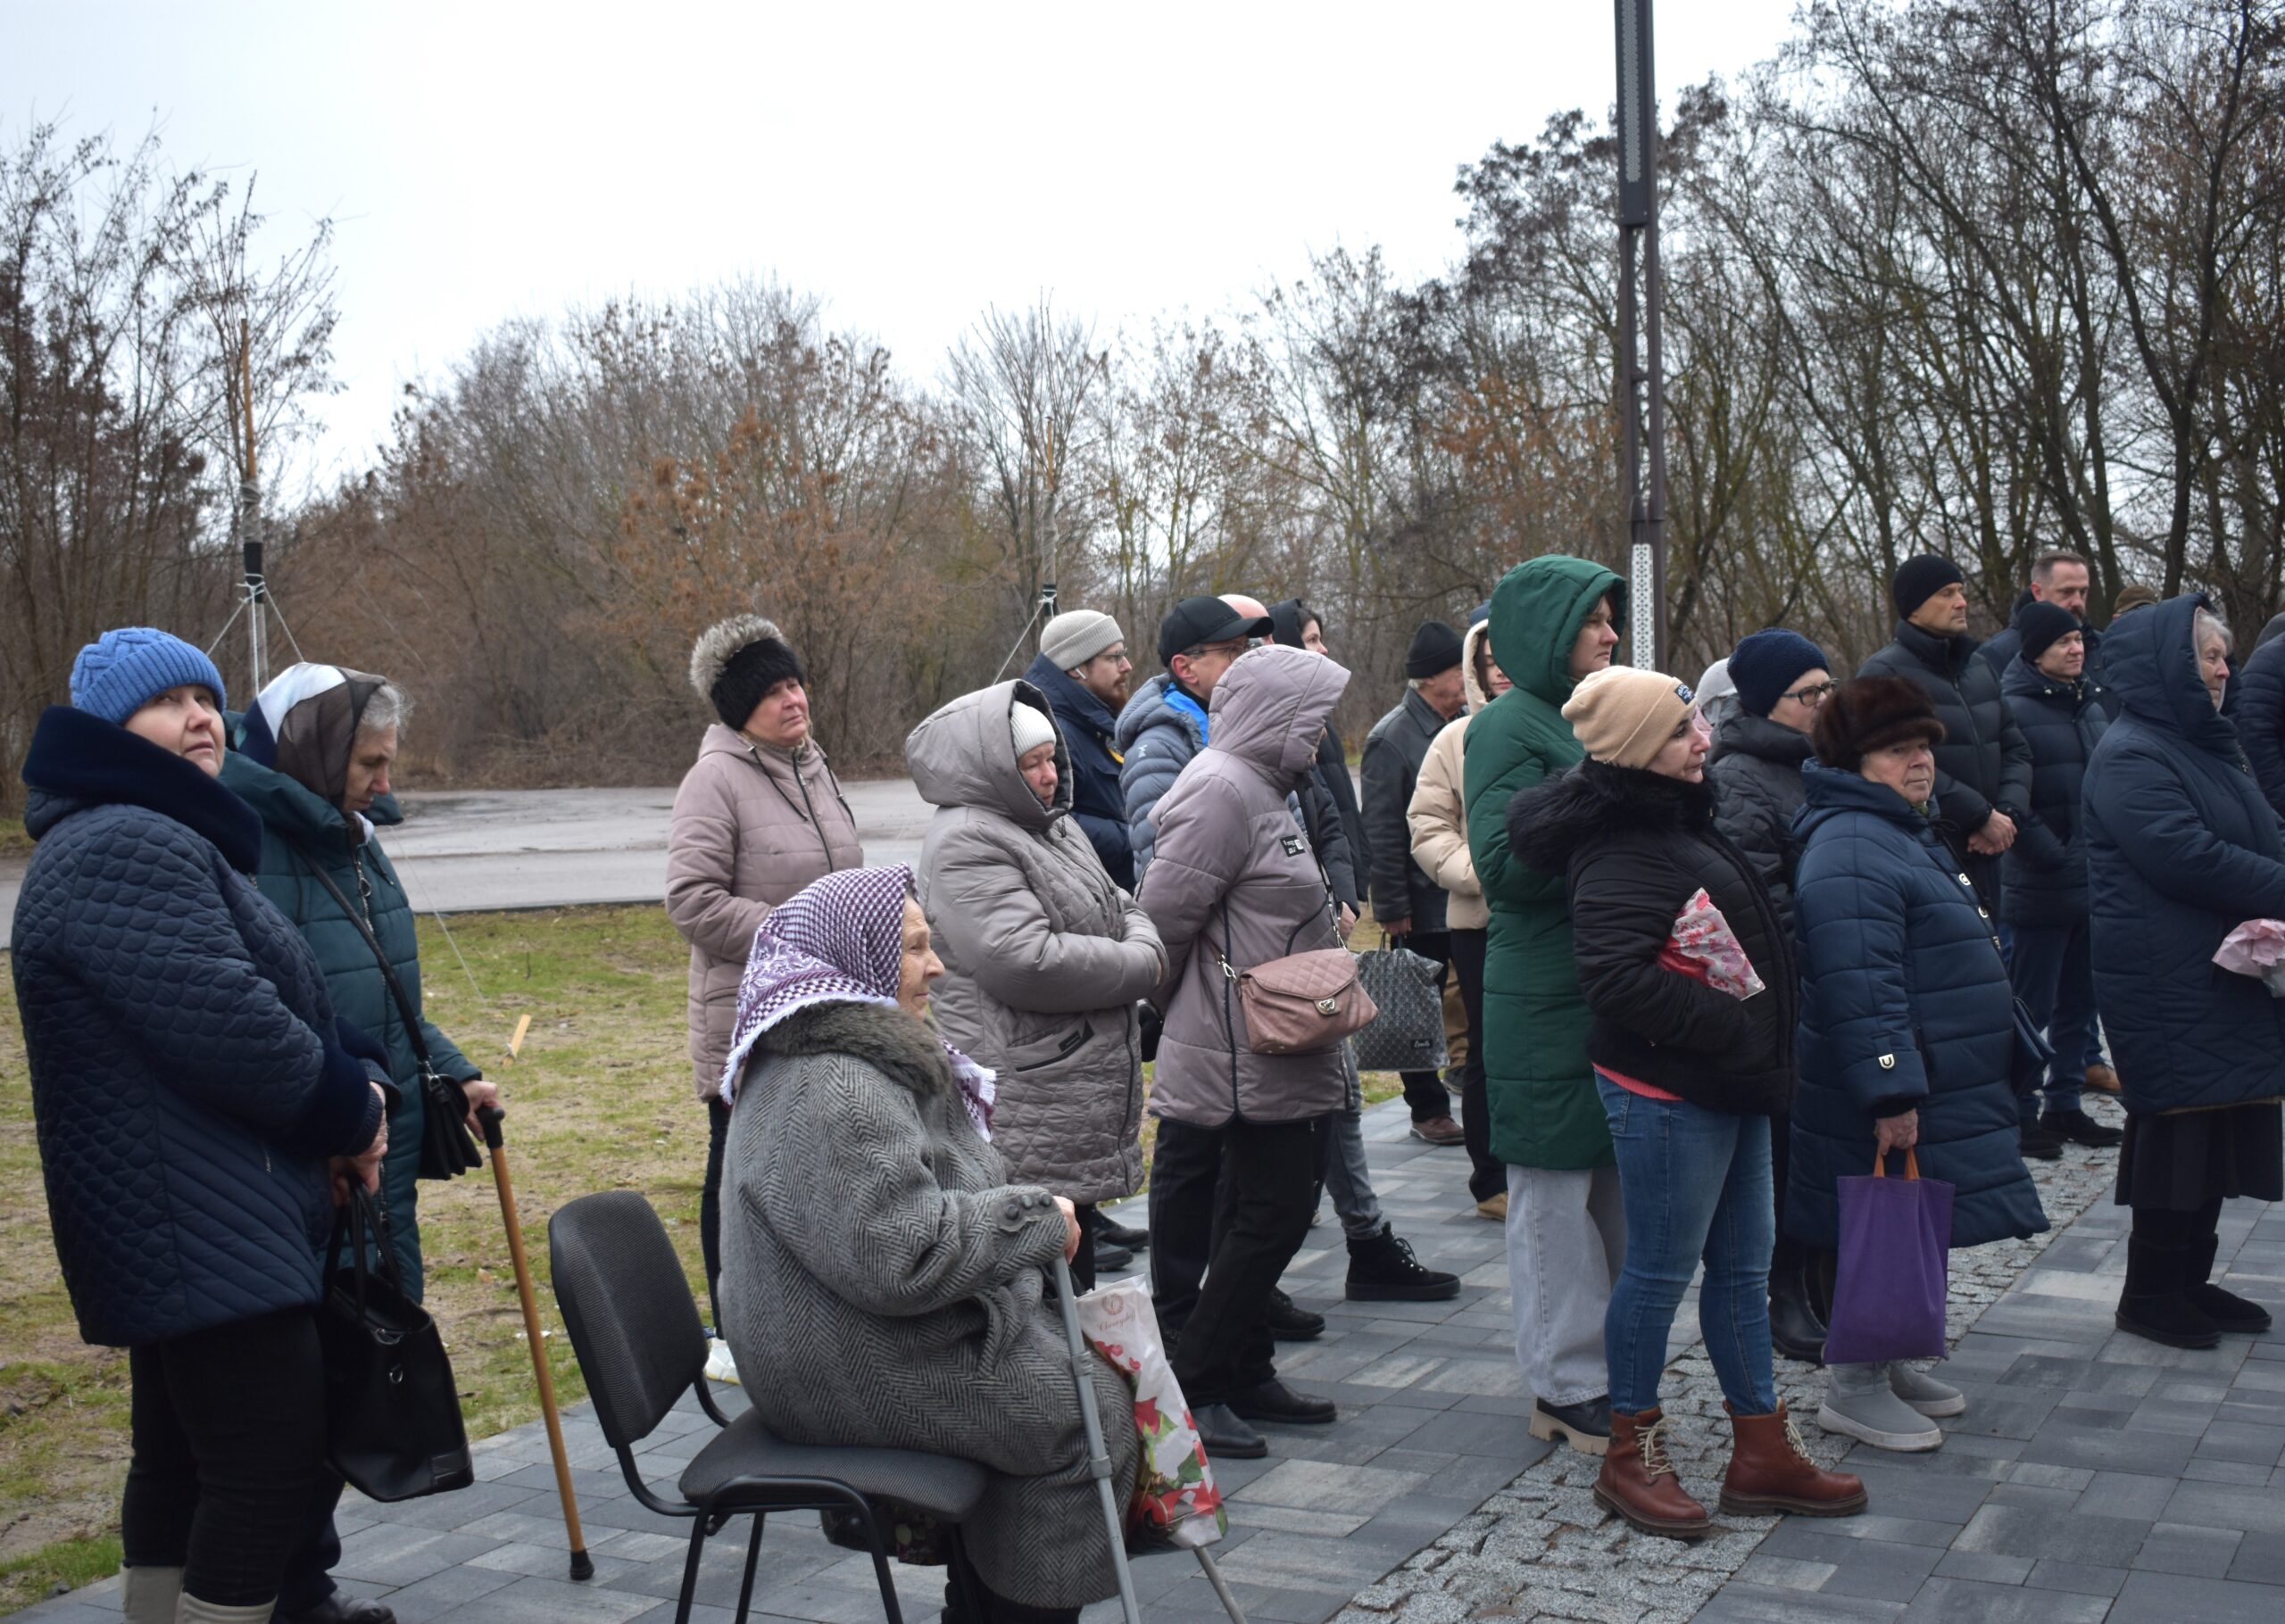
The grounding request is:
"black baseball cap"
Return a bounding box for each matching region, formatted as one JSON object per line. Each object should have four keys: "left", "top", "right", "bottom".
{"left": 1158, "top": 596, "right": 1274, "bottom": 667}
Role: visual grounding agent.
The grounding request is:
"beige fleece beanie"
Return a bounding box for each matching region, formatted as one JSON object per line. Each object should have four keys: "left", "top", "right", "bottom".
{"left": 1561, "top": 667, "right": 1698, "bottom": 769}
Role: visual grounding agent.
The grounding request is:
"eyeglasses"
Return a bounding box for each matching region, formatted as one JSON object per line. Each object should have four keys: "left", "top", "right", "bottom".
{"left": 1781, "top": 680, "right": 1837, "bottom": 706}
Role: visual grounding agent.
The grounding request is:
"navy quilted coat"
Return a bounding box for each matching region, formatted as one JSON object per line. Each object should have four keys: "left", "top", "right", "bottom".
{"left": 2232, "top": 632, "right": 2285, "bottom": 818}
{"left": 12, "top": 708, "right": 386, "bottom": 1347}
{"left": 220, "top": 748, "right": 482, "bottom": 1296}
{"left": 1998, "top": 658, "right": 2109, "bottom": 928}
{"left": 1787, "top": 761, "right": 2048, "bottom": 1251}
{"left": 1023, "top": 654, "right": 1135, "bottom": 892}
{"left": 2083, "top": 595, "right": 2285, "bottom": 1115}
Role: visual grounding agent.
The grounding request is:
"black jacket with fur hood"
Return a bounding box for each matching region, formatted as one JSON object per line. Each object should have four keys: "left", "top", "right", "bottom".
{"left": 1508, "top": 760, "right": 1799, "bottom": 1116}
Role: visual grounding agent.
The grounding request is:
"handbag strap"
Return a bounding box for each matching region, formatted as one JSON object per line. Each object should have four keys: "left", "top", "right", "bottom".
{"left": 1871, "top": 1148, "right": 1922, "bottom": 1181}
{"left": 326, "top": 1186, "right": 406, "bottom": 1305}
{"left": 288, "top": 839, "right": 437, "bottom": 1078}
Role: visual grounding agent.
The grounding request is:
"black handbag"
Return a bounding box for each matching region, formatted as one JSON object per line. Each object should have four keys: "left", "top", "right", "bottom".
{"left": 289, "top": 842, "right": 484, "bottom": 1180}
{"left": 318, "top": 1189, "right": 474, "bottom": 1501}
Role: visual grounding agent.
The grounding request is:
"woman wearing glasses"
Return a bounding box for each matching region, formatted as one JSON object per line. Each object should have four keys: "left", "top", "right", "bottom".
{"left": 1707, "top": 631, "right": 1834, "bottom": 1365}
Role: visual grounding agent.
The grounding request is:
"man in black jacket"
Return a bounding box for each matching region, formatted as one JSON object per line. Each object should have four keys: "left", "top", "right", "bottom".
{"left": 1858, "top": 555, "right": 2033, "bottom": 915}
{"left": 1361, "top": 621, "right": 1469, "bottom": 1146}
{"left": 1025, "top": 609, "right": 1136, "bottom": 891}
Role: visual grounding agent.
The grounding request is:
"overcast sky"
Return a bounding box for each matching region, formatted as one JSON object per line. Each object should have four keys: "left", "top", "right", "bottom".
{"left": 6, "top": 1, "right": 1804, "bottom": 493}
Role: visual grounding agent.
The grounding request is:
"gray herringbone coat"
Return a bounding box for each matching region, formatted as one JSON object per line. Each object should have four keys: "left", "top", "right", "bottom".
{"left": 719, "top": 999, "right": 1140, "bottom": 1609}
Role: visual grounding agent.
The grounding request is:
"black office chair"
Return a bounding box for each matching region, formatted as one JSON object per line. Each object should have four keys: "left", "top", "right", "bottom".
{"left": 548, "top": 1190, "right": 990, "bottom": 1624}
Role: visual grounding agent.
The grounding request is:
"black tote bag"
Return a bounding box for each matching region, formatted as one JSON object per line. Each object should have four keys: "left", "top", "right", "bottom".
{"left": 318, "top": 1189, "right": 474, "bottom": 1501}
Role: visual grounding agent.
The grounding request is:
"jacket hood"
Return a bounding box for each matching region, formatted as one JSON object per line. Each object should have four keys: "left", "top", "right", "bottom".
{"left": 1267, "top": 598, "right": 1313, "bottom": 650}
{"left": 219, "top": 749, "right": 400, "bottom": 848}
{"left": 905, "top": 680, "right": 1069, "bottom": 832}
{"left": 1508, "top": 758, "right": 1716, "bottom": 874}
{"left": 1709, "top": 711, "right": 1814, "bottom": 769}
{"left": 1116, "top": 672, "right": 1203, "bottom": 753}
{"left": 21, "top": 705, "right": 265, "bottom": 873}
{"left": 1487, "top": 555, "right": 1627, "bottom": 708}
{"left": 1460, "top": 619, "right": 1493, "bottom": 711}
{"left": 2101, "top": 592, "right": 2238, "bottom": 754}
{"left": 1206, "top": 645, "right": 1350, "bottom": 782}
{"left": 1793, "top": 756, "right": 1932, "bottom": 841}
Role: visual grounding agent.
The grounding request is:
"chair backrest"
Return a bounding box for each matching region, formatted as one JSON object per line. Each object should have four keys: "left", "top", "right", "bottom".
{"left": 549, "top": 1190, "right": 710, "bottom": 1449}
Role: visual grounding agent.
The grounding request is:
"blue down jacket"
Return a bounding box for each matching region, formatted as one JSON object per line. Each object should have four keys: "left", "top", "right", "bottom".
{"left": 1788, "top": 761, "right": 2048, "bottom": 1250}
{"left": 1999, "top": 657, "right": 2108, "bottom": 928}
{"left": 1023, "top": 654, "right": 1134, "bottom": 891}
{"left": 2084, "top": 594, "right": 2285, "bottom": 1115}
{"left": 2232, "top": 632, "right": 2285, "bottom": 819}
{"left": 11, "top": 708, "right": 386, "bottom": 1347}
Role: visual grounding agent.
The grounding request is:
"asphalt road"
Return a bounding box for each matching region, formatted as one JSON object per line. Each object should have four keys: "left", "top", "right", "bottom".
{"left": 0, "top": 780, "right": 935, "bottom": 950}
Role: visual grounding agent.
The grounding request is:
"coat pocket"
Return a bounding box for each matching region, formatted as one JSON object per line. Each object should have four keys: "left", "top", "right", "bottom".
{"left": 1004, "top": 1021, "right": 1095, "bottom": 1074}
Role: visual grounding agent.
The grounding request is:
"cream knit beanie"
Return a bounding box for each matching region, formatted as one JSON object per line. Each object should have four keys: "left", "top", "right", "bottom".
{"left": 1561, "top": 667, "right": 1698, "bottom": 769}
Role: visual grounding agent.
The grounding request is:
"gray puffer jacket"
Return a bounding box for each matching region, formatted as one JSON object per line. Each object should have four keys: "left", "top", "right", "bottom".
{"left": 907, "top": 682, "right": 1164, "bottom": 1205}
{"left": 720, "top": 999, "right": 1138, "bottom": 1610}
{"left": 1138, "top": 645, "right": 1354, "bottom": 1128}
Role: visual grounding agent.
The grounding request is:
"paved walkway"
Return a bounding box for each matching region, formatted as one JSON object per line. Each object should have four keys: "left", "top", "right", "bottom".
{"left": 19, "top": 1095, "right": 2281, "bottom": 1623}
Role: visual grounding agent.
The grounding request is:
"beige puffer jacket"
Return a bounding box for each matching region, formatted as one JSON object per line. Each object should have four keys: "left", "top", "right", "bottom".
{"left": 907, "top": 682, "right": 1164, "bottom": 1205}
{"left": 1408, "top": 619, "right": 1494, "bottom": 932}
{"left": 667, "top": 725, "right": 864, "bottom": 1098}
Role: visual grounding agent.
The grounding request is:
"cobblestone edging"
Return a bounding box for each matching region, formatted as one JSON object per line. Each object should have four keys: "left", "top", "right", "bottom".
{"left": 1335, "top": 1106, "right": 2127, "bottom": 1624}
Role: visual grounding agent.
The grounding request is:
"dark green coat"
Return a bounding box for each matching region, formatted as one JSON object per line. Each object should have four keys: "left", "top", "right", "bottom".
{"left": 219, "top": 752, "right": 480, "bottom": 1296}
{"left": 1463, "top": 555, "right": 1627, "bottom": 1170}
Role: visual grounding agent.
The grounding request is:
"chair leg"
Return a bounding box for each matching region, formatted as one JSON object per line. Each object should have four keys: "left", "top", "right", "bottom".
{"left": 846, "top": 1494, "right": 904, "bottom": 1624}
{"left": 735, "top": 1512, "right": 766, "bottom": 1624}
{"left": 674, "top": 1514, "right": 710, "bottom": 1624}
{"left": 944, "top": 1528, "right": 986, "bottom": 1624}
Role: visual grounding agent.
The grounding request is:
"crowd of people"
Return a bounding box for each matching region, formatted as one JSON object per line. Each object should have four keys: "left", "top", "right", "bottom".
{"left": 12, "top": 541, "right": 2285, "bottom": 1620}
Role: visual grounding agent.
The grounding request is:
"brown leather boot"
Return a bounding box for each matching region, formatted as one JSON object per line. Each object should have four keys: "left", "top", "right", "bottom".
{"left": 1592, "top": 1408, "right": 1711, "bottom": 1538}
{"left": 1720, "top": 1399, "right": 1869, "bottom": 1517}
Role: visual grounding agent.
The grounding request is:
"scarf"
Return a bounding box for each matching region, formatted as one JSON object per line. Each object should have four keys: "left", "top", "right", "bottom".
{"left": 241, "top": 662, "right": 389, "bottom": 839}
{"left": 718, "top": 864, "right": 995, "bottom": 1139}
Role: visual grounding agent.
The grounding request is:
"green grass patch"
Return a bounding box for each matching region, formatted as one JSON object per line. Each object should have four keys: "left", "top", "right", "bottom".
{"left": 0, "top": 818, "right": 29, "bottom": 858}
{"left": 0, "top": 1535, "right": 123, "bottom": 1606}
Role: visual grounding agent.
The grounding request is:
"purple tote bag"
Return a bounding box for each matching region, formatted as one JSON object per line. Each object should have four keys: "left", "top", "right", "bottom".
{"left": 1822, "top": 1149, "right": 1954, "bottom": 1366}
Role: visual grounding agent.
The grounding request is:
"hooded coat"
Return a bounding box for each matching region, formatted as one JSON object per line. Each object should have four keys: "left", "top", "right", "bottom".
{"left": 1708, "top": 711, "right": 1816, "bottom": 938}
{"left": 1787, "top": 761, "right": 2048, "bottom": 1250}
{"left": 719, "top": 998, "right": 1139, "bottom": 1610}
{"left": 1508, "top": 763, "right": 1798, "bottom": 1117}
{"left": 1998, "top": 656, "right": 2109, "bottom": 928}
{"left": 1361, "top": 687, "right": 1458, "bottom": 931}
{"left": 907, "top": 683, "right": 1164, "bottom": 1205}
{"left": 667, "top": 723, "right": 864, "bottom": 1099}
{"left": 1465, "top": 555, "right": 1626, "bottom": 1169}
{"left": 1857, "top": 620, "right": 2034, "bottom": 905}
{"left": 2231, "top": 631, "right": 2285, "bottom": 819}
{"left": 221, "top": 734, "right": 480, "bottom": 1294}
{"left": 1020, "top": 653, "right": 1134, "bottom": 891}
{"left": 1136, "top": 645, "right": 1354, "bottom": 1128}
{"left": 1408, "top": 620, "right": 1495, "bottom": 933}
{"left": 12, "top": 707, "right": 386, "bottom": 1346}
{"left": 2083, "top": 594, "right": 2285, "bottom": 1115}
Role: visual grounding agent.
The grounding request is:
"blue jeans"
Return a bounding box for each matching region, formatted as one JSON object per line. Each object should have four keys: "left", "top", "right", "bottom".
{"left": 2009, "top": 922, "right": 2094, "bottom": 1114}
{"left": 1596, "top": 1078, "right": 1777, "bottom": 1416}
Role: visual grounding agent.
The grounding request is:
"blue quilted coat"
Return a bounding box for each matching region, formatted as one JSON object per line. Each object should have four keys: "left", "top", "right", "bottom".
{"left": 1787, "top": 761, "right": 2048, "bottom": 1251}
{"left": 2083, "top": 594, "right": 2285, "bottom": 1115}
{"left": 12, "top": 707, "right": 387, "bottom": 1347}
{"left": 220, "top": 748, "right": 482, "bottom": 1296}
{"left": 2232, "top": 632, "right": 2285, "bottom": 819}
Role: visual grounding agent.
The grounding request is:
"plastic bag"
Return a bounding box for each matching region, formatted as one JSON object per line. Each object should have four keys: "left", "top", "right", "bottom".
{"left": 1656, "top": 887, "right": 1766, "bottom": 999}
{"left": 1073, "top": 1277, "right": 1227, "bottom": 1549}
{"left": 2214, "top": 919, "right": 2285, "bottom": 997}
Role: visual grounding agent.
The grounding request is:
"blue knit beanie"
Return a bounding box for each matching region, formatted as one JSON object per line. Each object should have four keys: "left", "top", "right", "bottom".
{"left": 69, "top": 627, "right": 228, "bottom": 726}
{"left": 1727, "top": 628, "right": 1829, "bottom": 718}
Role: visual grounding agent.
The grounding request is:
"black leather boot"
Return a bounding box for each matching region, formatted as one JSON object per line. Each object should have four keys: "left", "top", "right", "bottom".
{"left": 1768, "top": 1257, "right": 1828, "bottom": 1366}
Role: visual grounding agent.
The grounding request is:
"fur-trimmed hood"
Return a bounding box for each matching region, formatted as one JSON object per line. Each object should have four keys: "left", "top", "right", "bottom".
{"left": 689, "top": 614, "right": 791, "bottom": 703}
{"left": 756, "top": 998, "right": 956, "bottom": 1101}
{"left": 1508, "top": 759, "right": 1718, "bottom": 876}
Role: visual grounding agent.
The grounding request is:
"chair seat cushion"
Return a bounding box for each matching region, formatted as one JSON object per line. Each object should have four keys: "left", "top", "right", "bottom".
{"left": 678, "top": 1406, "right": 991, "bottom": 1520}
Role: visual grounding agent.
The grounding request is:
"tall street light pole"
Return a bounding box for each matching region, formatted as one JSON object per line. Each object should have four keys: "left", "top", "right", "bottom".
{"left": 1615, "top": 0, "right": 1669, "bottom": 670}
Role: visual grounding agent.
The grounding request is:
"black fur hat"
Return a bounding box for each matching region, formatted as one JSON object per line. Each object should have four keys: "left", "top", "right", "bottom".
{"left": 690, "top": 615, "right": 806, "bottom": 729}
{"left": 1812, "top": 675, "right": 1946, "bottom": 771}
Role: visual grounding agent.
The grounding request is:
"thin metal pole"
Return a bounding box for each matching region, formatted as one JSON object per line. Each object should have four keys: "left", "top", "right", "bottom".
{"left": 1641, "top": 214, "right": 1671, "bottom": 669}
{"left": 1049, "top": 1255, "right": 1143, "bottom": 1624}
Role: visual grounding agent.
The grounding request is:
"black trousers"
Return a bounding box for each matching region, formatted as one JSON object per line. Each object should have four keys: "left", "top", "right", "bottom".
{"left": 1148, "top": 1120, "right": 1224, "bottom": 1340}
{"left": 122, "top": 1309, "right": 330, "bottom": 1608}
{"left": 1398, "top": 931, "right": 1455, "bottom": 1122}
{"left": 1070, "top": 1204, "right": 1098, "bottom": 1294}
{"left": 1154, "top": 1114, "right": 1328, "bottom": 1407}
{"left": 1448, "top": 929, "right": 1505, "bottom": 1202}
{"left": 702, "top": 1097, "right": 732, "bottom": 1330}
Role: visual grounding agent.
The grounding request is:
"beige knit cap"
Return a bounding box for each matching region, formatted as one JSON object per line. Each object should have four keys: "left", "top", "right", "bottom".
{"left": 1562, "top": 667, "right": 1699, "bottom": 769}
{"left": 1041, "top": 609, "right": 1125, "bottom": 672}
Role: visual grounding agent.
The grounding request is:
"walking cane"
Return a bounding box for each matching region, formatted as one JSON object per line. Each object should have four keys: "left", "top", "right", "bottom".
{"left": 1049, "top": 1255, "right": 1248, "bottom": 1624}
{"left": 485, "top": 1015, "right": 594, "bottom": 1580}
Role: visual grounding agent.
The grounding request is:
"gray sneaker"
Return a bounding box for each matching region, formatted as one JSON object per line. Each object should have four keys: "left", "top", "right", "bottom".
{"left": 1888, "top": 1361, "right": 1967, "bottom": 1418}
{"left": 1817, "top": 1362, "right": 1942, "bottom": 1452}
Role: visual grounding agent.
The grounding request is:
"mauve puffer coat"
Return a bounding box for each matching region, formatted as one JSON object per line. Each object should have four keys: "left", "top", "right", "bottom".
{"left": 667, "top": 725, "right": 864, "bottom": 1099}
{"left": 1139, "top": 645, "right": 1354, "bottom": 1128}
{"left": 907, "top": 681, "right": 1164, "bottom": 1205}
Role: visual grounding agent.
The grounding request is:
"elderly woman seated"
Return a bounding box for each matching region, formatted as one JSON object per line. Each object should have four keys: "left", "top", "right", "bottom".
{"left": 716, "top": 865, "right": 1138, "bottom": 1624}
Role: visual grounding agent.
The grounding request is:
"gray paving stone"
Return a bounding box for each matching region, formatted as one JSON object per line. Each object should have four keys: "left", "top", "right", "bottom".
{"left": 1953, "top": 1503, "right": 2153, "bottom": 1565}
{"left": 1932, "top": 1548, "right": 2035, "bottom": 1584}
{"left": 2106, "top": 1570, "right": 2285, "bottom": 1623}
{"left": 1894, "top": 1576, "right": 2110, "bottom": 1623}
{"left": 353, "top": 1562, "right": 521, "bottom": 1624}
{"left": 2131, "top": 1519, "right": 2243, "bottom": 1577}
{"left": 429, "top": 1572, "right": 661, "bottom": 1622}
{"left": 1690, "top": 1583, "right": 1906, "bottom": 1621}
{"left": 2023, "top": 1558, "right": 2126, "bottom": 1598}
{"left": 335, "top": 1524, "right": 506, "bottom": 1587}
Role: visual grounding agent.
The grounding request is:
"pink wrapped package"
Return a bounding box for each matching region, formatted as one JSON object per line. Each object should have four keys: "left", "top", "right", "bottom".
{"left": 2214, "top": 919, "right": 2285, "bottom": 996}
{"left": 1656, "top": 887, "right": 1766, "bottom": 999}
{"left": 1073, "top": 1277, "right": 1227, "bottom": 1549}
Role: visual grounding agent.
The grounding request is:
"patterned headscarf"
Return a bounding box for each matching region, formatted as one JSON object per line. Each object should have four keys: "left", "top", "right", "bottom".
{"left": 719, "top": 865, "right": 995, "bottom": 1138}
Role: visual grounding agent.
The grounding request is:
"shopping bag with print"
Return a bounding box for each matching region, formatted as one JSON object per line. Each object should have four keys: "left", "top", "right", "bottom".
{"left": 1073, "top": 1276, "right": 1227, "bottom": 1549}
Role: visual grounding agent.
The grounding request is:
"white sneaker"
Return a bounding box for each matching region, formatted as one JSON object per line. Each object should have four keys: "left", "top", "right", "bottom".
{"left": 1816, "top": 1362, "right": 1941, "bottom": 1451}
{"left": 1888, "top": 1361, "right": 1966, "bottom": 1418}
{"left": 704, "top": 1337, "right": 742, "bottom": 1386}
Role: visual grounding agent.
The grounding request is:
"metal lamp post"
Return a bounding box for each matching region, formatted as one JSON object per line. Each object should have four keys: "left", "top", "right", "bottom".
{"left": 1615, "top": 0, "right": 1669, "bottom": 670}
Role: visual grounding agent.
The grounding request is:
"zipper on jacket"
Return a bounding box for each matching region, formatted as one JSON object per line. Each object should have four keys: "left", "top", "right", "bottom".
{"left": 351, "top": 854, "right": 395, "bottom": 1052}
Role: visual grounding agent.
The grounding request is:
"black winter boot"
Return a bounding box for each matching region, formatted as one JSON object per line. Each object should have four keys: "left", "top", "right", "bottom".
{"left": 2188, "top": 1232, "right": 2274, "bottom": 1333}
{"left": 1345, "top": 1223, "right": 1460, "bottom": 1302}
{"left": 2115, "top": 1236, "right": 2221, "bottom": 1349}
{"left": 1768, "top": 1257, "right": 1828, "bottom": 1366}
{"left": 1264, "top": 1287, "right": 1326, "bottom": 1340}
